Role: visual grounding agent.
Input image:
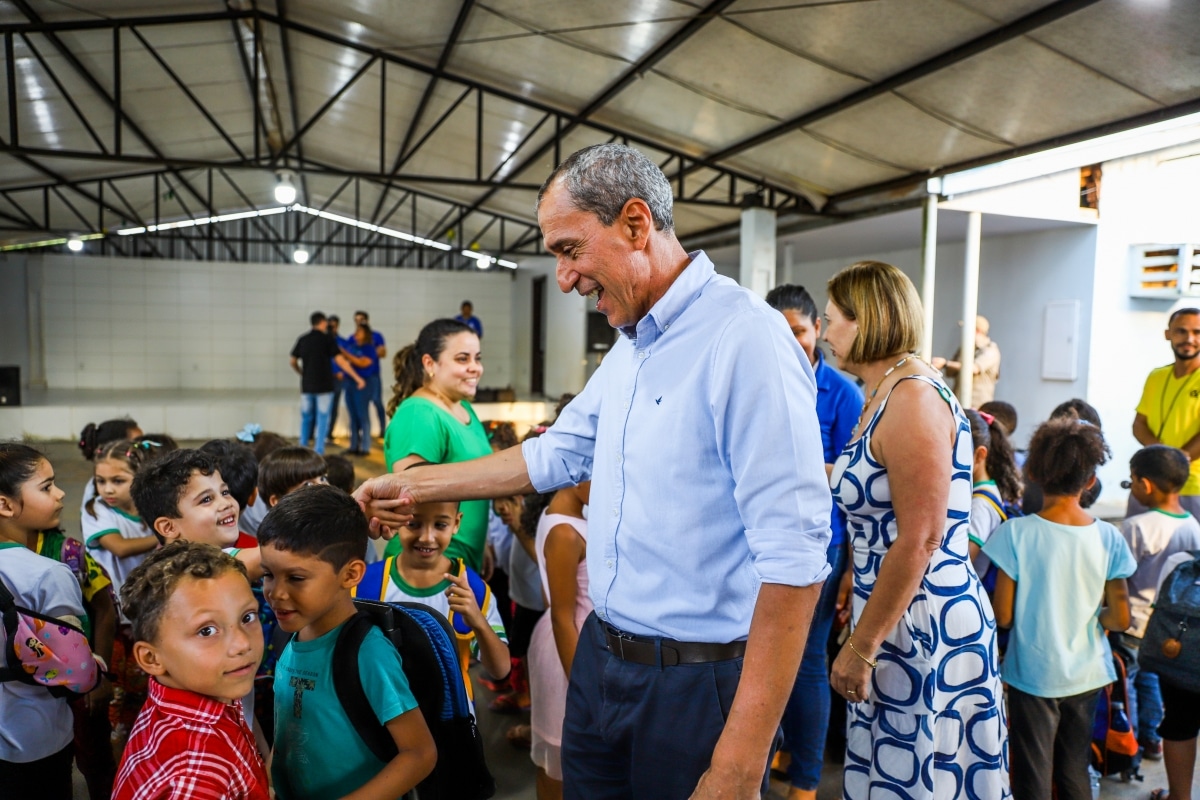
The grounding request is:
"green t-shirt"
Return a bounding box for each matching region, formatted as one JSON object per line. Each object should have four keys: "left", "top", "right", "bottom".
{"left": 272, "top": 622, "right": 419, "bottom": 800}
{"left": 382, "top": 396, "right": 493, "bottom": 570}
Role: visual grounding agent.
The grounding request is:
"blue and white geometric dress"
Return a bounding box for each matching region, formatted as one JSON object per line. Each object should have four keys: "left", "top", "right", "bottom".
{"left": 831, "top": 375, "right": 1010, "bottom": 800}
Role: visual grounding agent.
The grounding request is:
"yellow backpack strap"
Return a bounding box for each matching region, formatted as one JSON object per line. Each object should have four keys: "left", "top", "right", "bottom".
{"left": 973, "top": 488, "right": 1008, "bottom": 522}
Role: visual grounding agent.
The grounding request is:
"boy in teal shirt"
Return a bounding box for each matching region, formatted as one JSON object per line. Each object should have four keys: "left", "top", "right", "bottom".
{"left": 259, "top": 485, "right": 435, "bottom": 800}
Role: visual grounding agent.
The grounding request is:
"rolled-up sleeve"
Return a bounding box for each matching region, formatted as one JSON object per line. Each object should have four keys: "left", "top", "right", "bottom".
{"left": 522, "top": 359, "right": 604, "bottom": 493}
{"left": 711, "top": 307, "right": 832, "bottom": 587}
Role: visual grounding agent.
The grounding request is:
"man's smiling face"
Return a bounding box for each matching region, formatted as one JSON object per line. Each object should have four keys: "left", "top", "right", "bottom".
{"left": 539, "top": 180, "right": 653, "bottom": 330}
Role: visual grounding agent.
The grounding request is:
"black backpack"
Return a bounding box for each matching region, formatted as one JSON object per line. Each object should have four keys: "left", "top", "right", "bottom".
{"left": 1140, "top": 552, "right": 1200, "bottom": 693}
{"left": 331, "top": 598, "right": 495, "bottom": 800}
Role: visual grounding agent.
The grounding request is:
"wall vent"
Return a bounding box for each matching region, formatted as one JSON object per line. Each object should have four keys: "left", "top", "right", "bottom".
{"left": 1132, "top": 244, "right": 1200, "bottom": 298}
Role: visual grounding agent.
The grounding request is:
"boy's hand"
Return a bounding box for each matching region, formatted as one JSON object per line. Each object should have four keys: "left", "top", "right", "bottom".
{"left": 444, "top": 571, "right": 485, "bottom": 630}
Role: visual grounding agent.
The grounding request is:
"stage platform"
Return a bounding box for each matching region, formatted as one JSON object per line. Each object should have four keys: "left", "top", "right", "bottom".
{"left": 0, "top": 388, "right": 556, "bottom": 442}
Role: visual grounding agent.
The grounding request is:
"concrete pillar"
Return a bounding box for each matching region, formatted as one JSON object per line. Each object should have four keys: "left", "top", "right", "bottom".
{"left": 739, "top": 205, "right": 776, "bottom": 298}
{"left": 919, "top": 194, "right": 938, "bottom": 361}
{"left": 958, "top": 211, "right": 982, "bottom": 406}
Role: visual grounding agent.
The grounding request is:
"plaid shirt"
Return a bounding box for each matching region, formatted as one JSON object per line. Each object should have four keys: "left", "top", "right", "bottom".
{"left": 113, "top": 679, "right": 269, "bottom": 800}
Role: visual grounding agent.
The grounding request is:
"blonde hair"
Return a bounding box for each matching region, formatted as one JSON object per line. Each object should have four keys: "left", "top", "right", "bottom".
{"left": 826, "top": 260, "right": 923, "bottom": 364}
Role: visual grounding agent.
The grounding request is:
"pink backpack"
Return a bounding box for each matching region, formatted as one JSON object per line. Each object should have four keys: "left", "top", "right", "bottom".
{"left": 0, "top": 579, "right": 100, "bottom": 697}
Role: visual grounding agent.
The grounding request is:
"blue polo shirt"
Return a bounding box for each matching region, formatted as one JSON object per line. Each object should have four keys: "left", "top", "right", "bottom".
{"left": 813, "top": 350, "right": 862, "bottom": 547}
{"left": 331, "top": 334, "right": 347, "bottom": 378}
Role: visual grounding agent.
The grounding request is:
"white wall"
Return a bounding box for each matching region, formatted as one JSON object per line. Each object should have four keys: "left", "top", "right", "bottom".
{"left": 16, "top": 253, "right": 515, "bottom": 392}
{"left": 774, "top": 225, "right": 1098, "bottom": 450}
{"left": 510, "top": 257, "right": 588, "bottom": 399}
{"left": 1087, "top": 148, "right": 1200, "bottom": 506}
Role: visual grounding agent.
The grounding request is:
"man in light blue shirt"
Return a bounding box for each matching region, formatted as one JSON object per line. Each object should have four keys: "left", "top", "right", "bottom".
{"left": 355, "top": 144, "right": 831, "bottom": 800}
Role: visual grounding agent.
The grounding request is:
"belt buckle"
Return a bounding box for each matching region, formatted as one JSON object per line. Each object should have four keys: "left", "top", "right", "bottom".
{"left": 608, "top": 625, "right": 634, "bottom": 660}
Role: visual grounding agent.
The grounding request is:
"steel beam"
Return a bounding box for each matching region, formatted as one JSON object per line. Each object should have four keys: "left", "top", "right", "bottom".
{"left": 430, "top": 0, "right": 745, "bottom": 239}
{"left": 667, "top": 0, "right": 1105, "bottom": 183}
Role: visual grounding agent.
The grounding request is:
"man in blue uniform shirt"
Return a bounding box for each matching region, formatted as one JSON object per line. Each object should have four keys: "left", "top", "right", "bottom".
{"left": 766, "top": 284, "right": 863, "bottom": 800}
{"left": 355, "top": 144, "right": 831, "bottom": 800}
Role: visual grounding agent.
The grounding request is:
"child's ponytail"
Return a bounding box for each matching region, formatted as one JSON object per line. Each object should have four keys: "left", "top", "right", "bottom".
{"left": 79, "top": 422, "right": 99, "bottom": 460}
{"left": 966, "top": 408, "right": 1022, "bottom": 503}
{"left": 983, "top": 417, "right": 1022, "bottom": 504}
{"left": 78, "top": 417, "right": 140, "bottom": 461}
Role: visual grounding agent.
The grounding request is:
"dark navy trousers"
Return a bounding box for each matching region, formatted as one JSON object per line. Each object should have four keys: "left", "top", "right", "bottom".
{"left": 561, "top": 612, "right": 775, "bottom": 799}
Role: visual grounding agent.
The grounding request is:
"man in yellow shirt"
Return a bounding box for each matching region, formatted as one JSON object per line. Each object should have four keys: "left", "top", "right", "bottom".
{"left": 1132, "top": 307, "right": 1200, "bottom": 515}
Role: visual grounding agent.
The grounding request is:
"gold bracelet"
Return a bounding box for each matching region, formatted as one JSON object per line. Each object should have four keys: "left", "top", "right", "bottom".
{"left": 848, "top": 638, "right": 877, "bottom": 670}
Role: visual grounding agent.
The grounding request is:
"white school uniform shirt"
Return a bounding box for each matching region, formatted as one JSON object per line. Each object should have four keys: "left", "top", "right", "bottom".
{"left": 82, "top": 499, "right": 155, "bottom": 619}
{"left": 380, "top": 563, "right": 508, "bottom": 655}
{"left": 968, "top": 486, "right": 1005, "bottom": 580}
{"left": 0, "top": 544, "right": 87, "bottom": 762}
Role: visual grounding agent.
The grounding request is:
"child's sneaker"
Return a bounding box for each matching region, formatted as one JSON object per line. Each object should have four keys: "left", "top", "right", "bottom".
{"left": 1143, "top": 739, "right": 1163, "bottom": 760}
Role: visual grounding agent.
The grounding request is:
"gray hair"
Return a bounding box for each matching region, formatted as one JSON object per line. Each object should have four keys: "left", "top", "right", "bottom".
{"left": 537, "top": 143, "right": 675, "bottom": 233}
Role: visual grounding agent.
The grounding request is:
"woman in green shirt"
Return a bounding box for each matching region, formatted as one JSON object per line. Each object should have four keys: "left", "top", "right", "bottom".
{"left": 383, "top": 319, "right": 492, "bottom": 571}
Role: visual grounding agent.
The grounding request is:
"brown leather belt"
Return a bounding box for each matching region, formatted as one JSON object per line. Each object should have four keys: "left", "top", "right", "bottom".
{"left": 603, "top": 624, "right": 746, "bottom": 666}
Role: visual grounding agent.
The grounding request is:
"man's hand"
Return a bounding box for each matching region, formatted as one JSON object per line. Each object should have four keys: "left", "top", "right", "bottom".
{"left": 353, "top": 474, "right": 417, "bottom": 538}
{"left": 354, "top": 376, "right": 366, "bottom": 390}
{"left": 930, "top": 356, "right": 946, "bottom": 370}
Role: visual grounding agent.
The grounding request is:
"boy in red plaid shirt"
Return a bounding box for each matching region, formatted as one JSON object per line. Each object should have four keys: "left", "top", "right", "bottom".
{"left": 112, "top": 541, "right": 268, "bottom": 800}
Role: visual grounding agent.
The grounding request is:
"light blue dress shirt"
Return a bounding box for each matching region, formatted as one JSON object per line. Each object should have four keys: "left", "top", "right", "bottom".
{"left": 523, "top": 251, "right": 832, "bottom": 642}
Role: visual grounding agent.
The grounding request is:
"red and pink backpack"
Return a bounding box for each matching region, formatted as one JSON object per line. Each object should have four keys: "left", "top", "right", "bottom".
{"left": 0, "top": 580, "right": 100, "bottom": 697}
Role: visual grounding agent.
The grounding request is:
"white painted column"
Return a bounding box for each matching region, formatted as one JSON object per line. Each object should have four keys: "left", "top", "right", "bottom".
{"left": 958, "top": 211, "right": 982, "bottom": 406}
{"left": 739, "top": 205, "right": 776, "bottom": 298}
{"left": 919, "top": 193, "right": 938, "bottom": 361}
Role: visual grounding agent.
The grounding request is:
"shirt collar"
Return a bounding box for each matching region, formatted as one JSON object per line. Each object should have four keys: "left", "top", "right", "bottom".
{"left": 147, "top": 677, "right": 236, "bottom": 725}
{"left": 813, "top": 348, "right": 827, "bottom": 375}
{"left": 622, "top": 250, "right": 715, "bottom": 343}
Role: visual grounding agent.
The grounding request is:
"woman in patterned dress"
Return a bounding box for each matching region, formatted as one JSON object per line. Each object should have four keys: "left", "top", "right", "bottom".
{"left": 823, "top": 261, "right": 1010, "bottom": 800}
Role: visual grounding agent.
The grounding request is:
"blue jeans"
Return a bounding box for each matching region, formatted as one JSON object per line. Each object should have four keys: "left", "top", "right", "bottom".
{"left": 781, "top": 539, "right": 847, "bottom": 790}
{"left": 1125, "top": 648, "right": 1163, "bottom": 748}
{"left": 329, "top": 378, "right": 344, "bottom": 439}
{"left": 299, "top": 392, "right": 333, "bottom": 454}
{"left": 344, "top": 381, "right": 370, "bottom": 453}
{"left": 366, "top": 372, "right": 386, "bottom": 436}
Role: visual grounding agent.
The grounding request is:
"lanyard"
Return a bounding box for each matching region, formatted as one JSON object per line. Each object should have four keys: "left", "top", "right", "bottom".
{"left": 1158, "top": 367, "right": 1200, "bottom": 438}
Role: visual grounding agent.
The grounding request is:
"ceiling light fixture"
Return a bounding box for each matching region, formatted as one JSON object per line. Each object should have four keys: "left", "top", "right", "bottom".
{"left": 274, "top": 171, "right": 298, "bottom": 205}
{"left": 292, "top": 247, "right": 310, "bottom": 265}
{"left": 67, "top": 236, "right": 84, "bottom": 252}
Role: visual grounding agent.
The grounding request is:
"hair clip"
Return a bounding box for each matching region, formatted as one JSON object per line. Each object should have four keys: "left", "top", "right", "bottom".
{"left": 532, "top": 424, "right": 548, "bottom": 434}
{"left": 236, "top": 423, "right": 263, "bottom": 443}
{"left": 977, "top": 411, "right": 995, "bottom": 426}
{"left": 136, "top": 440, "right": 160, "bottom": 449}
